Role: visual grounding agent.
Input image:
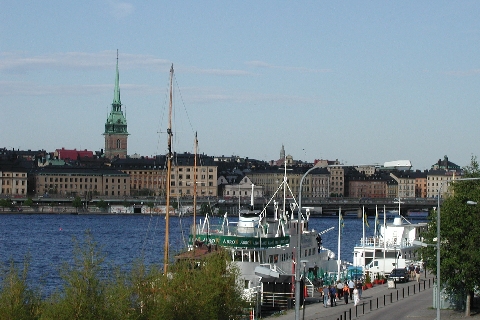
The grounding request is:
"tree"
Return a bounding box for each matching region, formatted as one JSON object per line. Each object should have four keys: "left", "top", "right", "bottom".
{"left": 96, "top": 199, "right": 108, "bottom": 212}
{"left": 0, "top": 198, "right": 13, "bottom": 212}
{"left": 41, "top": 231, "right": 110, "bottom": 319}
{"left": 0, "top": 258, "right": 42, "bottom": 319}
{"left": 146, "top": 202, "right": 154, "bottom": 214}
{"left": 421, "top": 156, "right": 480, "bottom": 316}
{"left": 24, "top": 197, "right": 34, "bottom": 207}
{"left": 72, "top": 196, "right": 82, "bottom": 213}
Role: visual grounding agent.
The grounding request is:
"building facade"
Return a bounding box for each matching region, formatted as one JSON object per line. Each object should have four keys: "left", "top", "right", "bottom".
{"left": 35, "top": 167, "right": 130, "bottom": 197}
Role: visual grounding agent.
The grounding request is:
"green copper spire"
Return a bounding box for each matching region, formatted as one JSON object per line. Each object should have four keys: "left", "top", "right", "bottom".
{"left": 104, "top": 50, "right": 128, "bottom": 135}
{"left": 112, "top": 49, "right": 121, "bottom": 110}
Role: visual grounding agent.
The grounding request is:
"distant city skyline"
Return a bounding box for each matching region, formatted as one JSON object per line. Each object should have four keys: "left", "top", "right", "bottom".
{"left": 2, "top": 2, "right": 479, "bottom": 170}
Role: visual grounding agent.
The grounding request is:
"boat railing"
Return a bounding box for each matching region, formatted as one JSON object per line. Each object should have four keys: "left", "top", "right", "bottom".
{"left": 358, "top": 237, "right": 414, "bottom": 248}
{"left": 261, "top": 291, "right": 291, "bottom": 309}
{"left": 193, "top": 223, "right": 262, "bottom": 237}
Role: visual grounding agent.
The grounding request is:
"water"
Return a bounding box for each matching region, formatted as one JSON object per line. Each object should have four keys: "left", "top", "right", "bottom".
{"left": 0, "top": 214, "right": 412, "bottom": 295}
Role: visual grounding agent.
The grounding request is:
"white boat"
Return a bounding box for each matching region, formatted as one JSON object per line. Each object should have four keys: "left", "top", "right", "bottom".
{"left": 180, "top": 165, "right": 338, "bottom": 310}
{"left": 352, "top": 212, "right": 427, "bottom": 278}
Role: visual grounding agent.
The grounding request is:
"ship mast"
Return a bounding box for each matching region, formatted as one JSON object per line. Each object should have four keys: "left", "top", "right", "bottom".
{"left": 193, "top": 132, "right": 198, "bottom": 252}
{"left": 164, "top": 64, "right": 174, "bottom": 274}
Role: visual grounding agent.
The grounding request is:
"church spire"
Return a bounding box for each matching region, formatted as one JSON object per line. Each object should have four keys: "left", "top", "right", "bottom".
{"left": 104, "top": 50, "right": 128, "bottom": 159}
{"left": 112, "top": 49, "right": 121, "bottom": 110}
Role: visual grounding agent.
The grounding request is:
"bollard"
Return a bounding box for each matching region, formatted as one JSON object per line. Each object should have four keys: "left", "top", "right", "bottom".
{"left": 402, "top": 287, "right": 404, "bottom": 298}
{"left": 384, "top": 294, "right": 386, "bottom": 306}
{"left": 390, "top": 292, "right": 393, "bottom": 303}
{"left": 396, "top": 290, "right": 399, "bottom": 301}
{"left": 369, "top": 299, "right": 372, "bottom": 311}
{"left": 349, "top": 308, "right": 352, "bottom": 320}
{"left": 414, "top": 284, "right": 416, "bottom": 294}
{"left": 408, "top": 286, "right": 410, "bottom": 296}
{"left": 355, "top": 304, "right": 358, "bottom": 317}
{"left": 344, "top": 310, "right": 347, "bottom": 320}
{"left": 376, "top": 297, "right": 378, "bottom": 309}
{"left": 362, "top": 302, "right": 365, "bottom": 315}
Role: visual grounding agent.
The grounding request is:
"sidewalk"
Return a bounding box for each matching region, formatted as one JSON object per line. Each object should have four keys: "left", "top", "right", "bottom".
{"left": 265, "top": 276, "right": 478, "bottom": 320}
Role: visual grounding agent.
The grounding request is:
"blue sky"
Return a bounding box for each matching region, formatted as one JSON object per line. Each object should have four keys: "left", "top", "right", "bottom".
{"left": 1, "top": 1, "right": 479, "bottom": 170}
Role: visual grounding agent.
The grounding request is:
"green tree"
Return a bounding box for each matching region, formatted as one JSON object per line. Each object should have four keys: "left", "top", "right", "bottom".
{"left": 146, "top": 202, "right": 154, "bottom": 214}
{"left": 0, "top": 258, "right": 42, "bottom": 319}
{"left": 72, "top": 196, "right": 82, "bottom": 214}
{"left": 96, "top": 199, "right": 108, "bottom": 212}
{"left": 421, "top": 156, "right": 480, "bottom": 316}
{"left": 24, "top": 197, "right": 34, "bottom": 207}
{"left": 0, "top": 198, "right": 13, "bottom": 212}
{"left": 199, "top": 203, "right": 210, "bottom": 216}
{"left": 41, "top": 231, "right": 110, "bottom": 319}
{"left": 159, "top": 249, "right": 247, "bottom": 320}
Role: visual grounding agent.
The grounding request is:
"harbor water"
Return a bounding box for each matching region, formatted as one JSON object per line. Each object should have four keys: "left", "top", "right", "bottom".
{"left": 0, "top": 213, "right": 423, "bottom": 295}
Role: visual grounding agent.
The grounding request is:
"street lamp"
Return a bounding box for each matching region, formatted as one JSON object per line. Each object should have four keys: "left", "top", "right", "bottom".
{"left": 436, "top": 177, "right": 480, "bottom": 320}
{"left": 301, "top": 260, "right": 308, "bottom": 320}
{"left": 295, "top": 162, "right": 322, "bottom": 320}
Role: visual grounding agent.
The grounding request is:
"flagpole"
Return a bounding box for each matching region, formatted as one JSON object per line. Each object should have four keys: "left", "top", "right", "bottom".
{"left": 373, "top": 205, "right": 377, "bottom": 276}
{"left": 362, "top": 205, "right": 365, "bottom": 269}
{"left": 337, "top": 206, "right": 341, "bottom": 281}
{"left": 383, "top": 204, "right": 386, "bottom": 275}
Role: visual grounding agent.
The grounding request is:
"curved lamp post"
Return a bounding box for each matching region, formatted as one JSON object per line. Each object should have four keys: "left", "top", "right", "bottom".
{"left": 295, "top": 162, "right": 322, "bottom": 320}
{"left": 436, "top": 177, "right": 480, "bottom": 320}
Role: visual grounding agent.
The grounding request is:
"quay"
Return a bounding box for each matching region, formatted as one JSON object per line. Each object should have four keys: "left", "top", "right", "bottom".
{"left": 267, "top": 274, "right": 478, "bottom": 320}
{"left": 4, "top": 196, "right": 439, "bottom": 216}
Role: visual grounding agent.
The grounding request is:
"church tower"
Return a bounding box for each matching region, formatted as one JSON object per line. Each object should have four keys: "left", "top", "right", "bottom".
{"left": 104, "top": 50, "right": 128, "bottom": 159}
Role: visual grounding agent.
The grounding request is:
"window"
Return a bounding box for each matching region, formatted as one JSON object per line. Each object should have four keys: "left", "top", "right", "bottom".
{"left": 116, "top": 139, "right": 121, "bottom": 148}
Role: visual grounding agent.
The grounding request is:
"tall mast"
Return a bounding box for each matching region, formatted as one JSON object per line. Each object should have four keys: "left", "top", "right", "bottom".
{"left": 193, "top": 132, "right": 198, "bottom": 252}
{"left": 164, "top": 64, "right": 174, "bottom": 274}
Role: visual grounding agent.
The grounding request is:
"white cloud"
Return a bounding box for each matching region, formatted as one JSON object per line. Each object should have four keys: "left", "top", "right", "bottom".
{"left": 0, "top": 51, "right": 170, "bottom": 72}
{"left": 245, "top": 60, "right": 331, "bottom": 73}
{"left": 108, "top": 1, "right": 135, "bottom": 19}
{"left": 445, "top": 69, "right": 480, "bottom": 77}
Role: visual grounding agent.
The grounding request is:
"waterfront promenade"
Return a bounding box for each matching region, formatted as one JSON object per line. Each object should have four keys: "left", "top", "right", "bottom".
{"left": 269, "top": 275, "right": 479, "bottom": 320}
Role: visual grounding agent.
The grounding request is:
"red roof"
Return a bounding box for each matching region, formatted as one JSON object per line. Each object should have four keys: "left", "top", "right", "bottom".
{"left": 56, "top": 148, "right": 93, "bottom": 160}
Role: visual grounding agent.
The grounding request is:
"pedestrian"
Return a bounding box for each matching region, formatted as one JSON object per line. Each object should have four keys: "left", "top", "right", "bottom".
{"left": 409, "top": 264, "right": 415, "bottom": 280}
{"left": 355, "top": 280, "right": 363, "bottom": 299}
{"left": 343, "top": 283, "right": 349, "bottom": 304}
{"left": 329, "top": 285, "right": 337, "bottom": 307}
{"left": 336, "top": 281, "right": 344, "bottom": 299}
{"left": 353, "top": 287, "right": 360, "bottom": 306}
{"left": 323, "top": 285, "right": 329, "bottom": 308}
{"left": 348, "top": 279, "right": 355, "bottom": 299}
{"left": 415, "top": 265, "right": 421, "bottom": 283}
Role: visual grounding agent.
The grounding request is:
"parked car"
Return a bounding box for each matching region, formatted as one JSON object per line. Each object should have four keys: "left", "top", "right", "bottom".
{"left": 388, "top": 268, "right": 409, "bottom": 283}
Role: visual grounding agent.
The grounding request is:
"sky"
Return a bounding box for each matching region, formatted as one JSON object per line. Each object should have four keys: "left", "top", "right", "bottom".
{"left": 1, "top": 1, "right": 480, "bottom": 171}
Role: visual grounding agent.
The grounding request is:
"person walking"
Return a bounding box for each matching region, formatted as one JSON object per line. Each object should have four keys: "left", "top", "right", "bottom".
{"left": 329, "top": 285, "right": 337, "bottom": 307}
{"left": 355, "top": 280, "right": 363, "bottom": 299}
{"left": 323, "top": 285, "right": 329, "bottom": 308}
{"left": 343, "top": 283, "right": 350, "bottom": 304}
{"left": 415, "top": 265, "right": 421, "bottom": 283}
{"left": 353, "top": 287, "right": 360, "bottom": 306}
{"left": 348, "top": 279, "right": 355, "bottom": 299}
{"left": 409, "top": 264, "right": 415, "bottom": 280}
{"left": 336, "top": 281, "right": 344, "bottom": 299}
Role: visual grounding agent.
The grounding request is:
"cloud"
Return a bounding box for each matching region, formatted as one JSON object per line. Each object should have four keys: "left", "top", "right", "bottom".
{"left": 245, "top": 60, "right": 332, "bottom": 73}
{"left": 185, "top": 66, "right": 252, "bottom": 76}
{"left": 445, "top": 69, "right": 480, "bottom": 77}
{"left": 0, "top": 80, "right": 157, "bottom": 97}
{"left": 0, "top": 52, "right": 253, "bottom": 77}
{"left": 108, "top": 1, "right": 135, "bottom": 19}
{"left": 0, "top": 51, "right": 170, "bottom": 72}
